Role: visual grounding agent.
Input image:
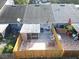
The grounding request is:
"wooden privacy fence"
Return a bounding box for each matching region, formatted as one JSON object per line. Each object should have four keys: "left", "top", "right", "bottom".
{"left": 13, "top": 28, "right": 64, "bottom": 59}
{"left": 52, "top": 27, "right": 64, "bottom": 56}
{"left": 13, "top": 50, "right": 63, "bottom": 59}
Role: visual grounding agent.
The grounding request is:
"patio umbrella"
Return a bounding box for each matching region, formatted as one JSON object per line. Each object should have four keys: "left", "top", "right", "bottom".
{"left": 68, "top": 18, "right": 72, "bottom": 25}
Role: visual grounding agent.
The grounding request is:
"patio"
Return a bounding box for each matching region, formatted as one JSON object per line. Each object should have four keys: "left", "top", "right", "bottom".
{"left": 19, "top": 30, "right": 58, "bottom": 51}
{"left": 58, "top": 33, "right": 79, "bottom": 50}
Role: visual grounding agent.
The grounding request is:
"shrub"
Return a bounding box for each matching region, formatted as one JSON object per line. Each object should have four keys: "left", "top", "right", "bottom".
{"left": 14, "top": 0, "right": 29, "bottom": 5}
{"left": 0, "top": 34, "right": 3, "bottom": 42}
{"left": 3, "top": 42, "right": 14, "bottom": 53}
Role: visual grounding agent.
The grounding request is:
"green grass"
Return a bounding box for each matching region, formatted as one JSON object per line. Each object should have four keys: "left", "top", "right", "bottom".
{"left": 0, "top": 48, "right": 4, "bottom": 54}
{"left": 14, "top": 0, "right": 29, "bottom": 5}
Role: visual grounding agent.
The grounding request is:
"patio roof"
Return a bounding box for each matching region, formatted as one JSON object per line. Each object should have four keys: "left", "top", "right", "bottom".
{"left": 20, "top": 24, "right": 40, "bottom": 33}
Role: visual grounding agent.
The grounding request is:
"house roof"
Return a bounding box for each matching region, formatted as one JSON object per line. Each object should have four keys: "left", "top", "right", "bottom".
{"left": 0, "top": 4, "right": 79, "bottom": 24}
{"left": 23, "top": 4, "right": 53, "bottom": 24}
{"left": 0, "top": 0, "right": 7, "bottom": 9}
{"left": 52, "top": 4, "right": 79, "bottom": 23}
{"left": 0, "top": 5, "right": 26, "bottom": 23}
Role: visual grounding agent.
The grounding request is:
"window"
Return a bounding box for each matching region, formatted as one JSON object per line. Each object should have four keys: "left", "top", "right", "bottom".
{"left": 27, "top": 33, "right": 38, "bottom": 39}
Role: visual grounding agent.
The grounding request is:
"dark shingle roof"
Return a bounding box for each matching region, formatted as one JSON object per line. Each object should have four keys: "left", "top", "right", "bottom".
{"left": 23, "top": 4, "right": 53, "bottom": 24}
{"left": 0, "top": 5, "right": 26, "bottom": 23}
{"left": 52, "top": 4, "right": 79, "bottom": 23}
{"left": 0, "top": 0, "right": 7, "bottom": 9}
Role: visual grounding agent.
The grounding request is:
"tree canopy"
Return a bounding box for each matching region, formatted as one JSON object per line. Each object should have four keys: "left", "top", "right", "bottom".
{"left": 50, "top": 0, "right": 79, "bottom": 4}
{"left": 14, "top": 0, "right": 29, "bottom": 5}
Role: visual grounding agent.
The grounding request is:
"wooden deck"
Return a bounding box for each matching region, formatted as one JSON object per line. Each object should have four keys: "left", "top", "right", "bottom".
{"left": 13, "top": 29, "right": 63, "bottom": 59}
{"left": 58, "top": 33, "right": 79, "bottom": 56}
{"left": 19, "top": 32, "right": 58, "bottom": 51}
{"left": 59, "top": 33, "right": 79, "bottom": 50}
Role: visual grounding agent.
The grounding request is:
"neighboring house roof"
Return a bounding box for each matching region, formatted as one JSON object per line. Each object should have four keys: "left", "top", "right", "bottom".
{"left": 23, "top": 4, "right": 53, "bottom": 24}
{"left": 0, "top": 4, "right": 79, "bottom": 24}
{"left": 0, "top": 0, "right": 7, "bottom": 9}
{"left": 0, "top": 5, "right": 26, "bottom": 23}
{"left": 52, "top": 4, "right": 79, "bottom": 23}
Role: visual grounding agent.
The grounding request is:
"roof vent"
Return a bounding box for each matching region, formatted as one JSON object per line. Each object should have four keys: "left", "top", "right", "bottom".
{"left": 35, "top": 4, "right": 40, "bottom": 7}
{"left": 60, "top": 4, "right": 65, "bottom": 7}
{"left": 11, "top": 5, "right": 16, "bottom": 7}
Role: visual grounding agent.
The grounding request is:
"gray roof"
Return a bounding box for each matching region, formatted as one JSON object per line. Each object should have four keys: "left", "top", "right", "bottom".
{"left": 0, "top": 0, "right": 7, "bottom": 9}
{"left": 23, "top": 4, "right": 53, "bottom": 24}
{"left": 52, "top": 4, "right": 79, "bottom": 23}
{"left": 0, "top": 5, "right": 26, "bottom": 23}
{"left": 0, "top": 4, "right": 79, "bottom": 24}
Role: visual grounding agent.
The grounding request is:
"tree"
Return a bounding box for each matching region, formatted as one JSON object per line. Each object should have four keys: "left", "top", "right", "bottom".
{"left": 49, "top": 0, "right": 79, "bottom": 4}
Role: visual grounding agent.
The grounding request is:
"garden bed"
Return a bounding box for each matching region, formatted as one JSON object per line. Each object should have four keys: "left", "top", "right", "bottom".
{"left": 2, "top": 34, "right": 17, "bottom": 53}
